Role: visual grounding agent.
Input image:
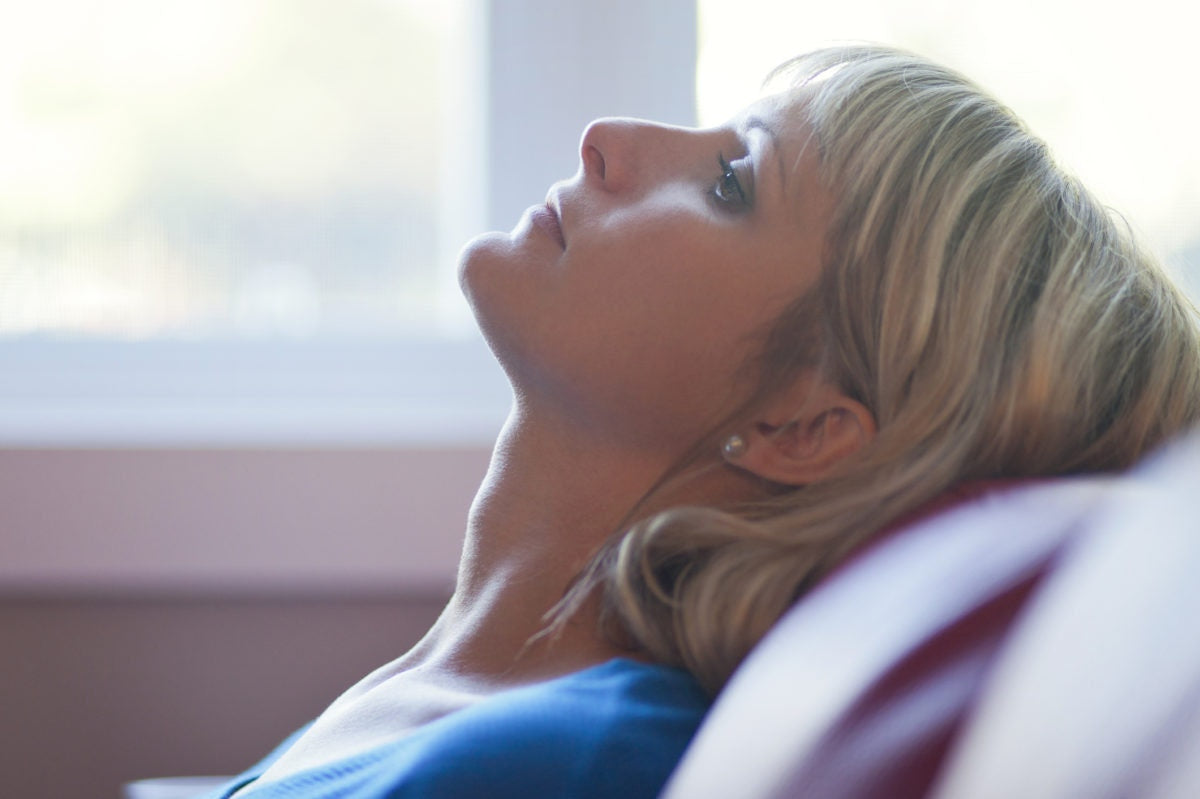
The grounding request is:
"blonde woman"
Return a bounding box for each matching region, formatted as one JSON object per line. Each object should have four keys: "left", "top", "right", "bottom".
{"left": 209, "top": 46, "right": 1200, "bottom": 798}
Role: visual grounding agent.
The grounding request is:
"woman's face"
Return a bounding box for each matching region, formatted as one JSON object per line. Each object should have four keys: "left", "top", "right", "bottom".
{"left": 459, "top": 89, "right": 834, "bottom": 451}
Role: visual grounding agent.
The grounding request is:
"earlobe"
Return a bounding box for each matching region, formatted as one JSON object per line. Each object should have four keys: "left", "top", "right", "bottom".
{"left": 723, "top": 382, "right": 876, "bottom": 487}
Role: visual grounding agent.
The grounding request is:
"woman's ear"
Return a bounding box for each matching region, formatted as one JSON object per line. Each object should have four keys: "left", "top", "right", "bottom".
{"left": 726, "top": 377, "right": 876, "bottom": 487}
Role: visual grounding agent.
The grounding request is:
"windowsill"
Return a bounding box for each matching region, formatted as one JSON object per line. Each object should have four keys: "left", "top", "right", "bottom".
{"left": 0, "top": 334, "right": 510, "bottom": 448}
{"left": 0, "top": 336, "right": 504, "bottom": 596}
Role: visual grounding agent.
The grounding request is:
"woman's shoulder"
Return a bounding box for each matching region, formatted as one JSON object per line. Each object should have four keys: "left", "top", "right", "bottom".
{"left": 422, "top": 656, "right": 710, "bottom": 742}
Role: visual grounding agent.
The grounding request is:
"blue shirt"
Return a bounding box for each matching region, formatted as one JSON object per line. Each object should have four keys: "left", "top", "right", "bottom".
{"left": 204, "top": 658, "right": 710, "bottom": 798}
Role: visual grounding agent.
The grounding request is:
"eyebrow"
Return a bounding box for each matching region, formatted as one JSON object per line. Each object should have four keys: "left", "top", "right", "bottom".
{"left": 743, "top": 115, "right": 786, "bottom": 198}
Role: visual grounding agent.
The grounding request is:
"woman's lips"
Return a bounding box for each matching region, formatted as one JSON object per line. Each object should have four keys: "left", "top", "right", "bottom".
{"left": 529, "top": 203, "right": 566, "bottom": 249}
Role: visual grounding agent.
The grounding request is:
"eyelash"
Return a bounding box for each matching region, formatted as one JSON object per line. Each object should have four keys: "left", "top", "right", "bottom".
{"left": 713, "top": 154, "right": 750, "bottom": 210}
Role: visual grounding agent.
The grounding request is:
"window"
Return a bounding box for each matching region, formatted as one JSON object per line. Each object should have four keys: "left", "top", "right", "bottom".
{"left": 0, "top": 0, "right": 698, "bottom": 445}
{"left": 16, "top": 2, "right": 1184, "bottom": 448}
{"left": 1, "top": 0, "right": 467, "bottom": 338}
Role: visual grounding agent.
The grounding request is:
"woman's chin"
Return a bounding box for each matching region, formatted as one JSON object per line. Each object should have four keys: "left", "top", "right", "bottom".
{"left": 456, "top": 232, "right": 506, "bottom": 313}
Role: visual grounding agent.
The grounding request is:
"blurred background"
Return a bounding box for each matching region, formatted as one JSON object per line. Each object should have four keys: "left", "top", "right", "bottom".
{"left": 0, "top": 0, "right": 1196, "bottom": 796}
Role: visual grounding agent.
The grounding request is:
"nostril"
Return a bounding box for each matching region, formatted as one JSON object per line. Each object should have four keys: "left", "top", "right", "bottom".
{"left": 584, "top": 144, "right": 606, "bottom": 180}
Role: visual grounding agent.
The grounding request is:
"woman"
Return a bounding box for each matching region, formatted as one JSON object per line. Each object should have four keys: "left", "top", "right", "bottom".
{"left": 209, "top": 45, "right": 1200, "bottom": 798}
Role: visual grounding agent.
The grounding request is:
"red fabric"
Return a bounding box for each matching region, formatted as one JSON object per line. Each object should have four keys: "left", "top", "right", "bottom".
{"left": 836, "top": 479, "right": 1041, "bottom": 571}
{"left": 780, "top": 478, "right": 1063, "bottom": 798}
{"left": 785, "top": 563, "right": 1051, "bottom": 798}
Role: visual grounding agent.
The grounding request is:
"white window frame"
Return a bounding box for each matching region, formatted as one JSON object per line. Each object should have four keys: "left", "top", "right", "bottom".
{"left": 0, "top": 0, "right": 698, "bottom": 448}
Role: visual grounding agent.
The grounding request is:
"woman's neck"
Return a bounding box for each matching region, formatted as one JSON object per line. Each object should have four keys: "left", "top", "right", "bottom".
{"left": 397, "top": 406, "right": 678, "bottom": 687}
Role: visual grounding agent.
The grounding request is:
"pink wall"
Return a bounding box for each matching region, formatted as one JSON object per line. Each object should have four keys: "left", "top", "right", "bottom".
{"left": 0, "top": 595, "right": 447, "bottom": 799}
{"left": 0, "top": 446, "right": 490, "bottom": 798}
{"left": 0, "top": 447, "right": 491, "bottom": 596}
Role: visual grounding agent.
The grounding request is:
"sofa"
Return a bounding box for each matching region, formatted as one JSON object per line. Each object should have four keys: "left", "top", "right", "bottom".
{"left": 663, "top": 430, "right": 1200, "bottom": 798}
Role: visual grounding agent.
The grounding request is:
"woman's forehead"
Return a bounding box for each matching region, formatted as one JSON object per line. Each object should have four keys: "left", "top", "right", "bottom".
{"left": 733, "top": 89, "right": 822, "bottom": 164}
{"left": 735, "top": 87, "right": 814, "bottom": 133}
{"left": 733, "top": 90, "right": 829, "bottom": 215}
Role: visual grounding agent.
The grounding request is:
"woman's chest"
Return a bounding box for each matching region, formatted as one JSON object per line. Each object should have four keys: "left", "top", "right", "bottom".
{"left": 241, "top": 675, "right": 486, "bottom": 792}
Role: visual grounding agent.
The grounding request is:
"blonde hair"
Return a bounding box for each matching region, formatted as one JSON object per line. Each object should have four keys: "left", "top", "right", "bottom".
{"left": 562, "top": 45, "right": 1200, "bottom": 694}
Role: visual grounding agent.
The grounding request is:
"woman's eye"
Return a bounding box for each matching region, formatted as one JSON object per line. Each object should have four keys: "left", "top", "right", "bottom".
{"left": 713, "top": 154, "right": 750, "bottom": 210}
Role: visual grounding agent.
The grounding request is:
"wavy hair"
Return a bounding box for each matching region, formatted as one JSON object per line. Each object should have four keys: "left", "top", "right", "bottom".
{"left": 557, "top": 45, "right": 1200, "bottom": 694}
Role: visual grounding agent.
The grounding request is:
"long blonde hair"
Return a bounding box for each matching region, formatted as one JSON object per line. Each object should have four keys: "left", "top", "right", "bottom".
{"left": 564, "top": 45, "right": 1200, "bottom": 694}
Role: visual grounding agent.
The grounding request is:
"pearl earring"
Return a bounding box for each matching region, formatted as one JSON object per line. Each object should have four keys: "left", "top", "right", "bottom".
{"left": 721, "top": 434, "right": 747, "bottom": 459}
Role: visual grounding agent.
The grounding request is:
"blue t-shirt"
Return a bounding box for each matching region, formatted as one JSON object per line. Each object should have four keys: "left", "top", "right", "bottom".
{"left": 204, "top": 658, "right": 710, "bottom": 799}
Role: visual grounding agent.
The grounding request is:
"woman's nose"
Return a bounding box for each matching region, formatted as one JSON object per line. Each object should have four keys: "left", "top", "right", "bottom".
{"left": 579, "top": 117, "right": 656, "bottom": 193}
